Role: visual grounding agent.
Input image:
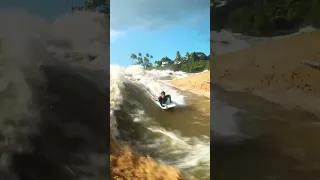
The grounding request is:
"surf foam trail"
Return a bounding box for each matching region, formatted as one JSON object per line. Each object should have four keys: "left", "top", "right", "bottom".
{"left": 111, "top": 65, "right": 210, "bottom": 179}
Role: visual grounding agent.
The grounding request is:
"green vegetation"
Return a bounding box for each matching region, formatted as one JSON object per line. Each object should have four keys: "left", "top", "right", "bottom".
{"left": 77, "top": 0, "right": 109, "bottom": 15}
{"left": 130, "top": 53, "right": 154, "bottom": 68}
{"left": 130, "top": 51, "right": 210, "bottom": 73}
{"left": 211, "top": 0, "right": 320, "bottom": 36}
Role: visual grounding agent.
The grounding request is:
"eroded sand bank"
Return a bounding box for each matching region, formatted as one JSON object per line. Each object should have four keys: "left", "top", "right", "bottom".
{"left": 212, "top": 31, "right": 320, "bottom": 117}
{"left": 169, "top": 71, "right": 210, "bottom": 99}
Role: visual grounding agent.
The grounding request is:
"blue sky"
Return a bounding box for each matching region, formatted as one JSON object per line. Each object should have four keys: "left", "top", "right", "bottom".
{"left": 110, "top": 0, "right": 210, "bottom": 67}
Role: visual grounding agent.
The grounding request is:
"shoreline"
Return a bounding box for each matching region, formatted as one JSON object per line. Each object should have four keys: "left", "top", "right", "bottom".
{"left": 212, "top": 31, "right": 320, "bottom": 119}
{"left": 214, "top": 80, "right": 320, "bottom": 118}
{"left": 166, "top": 71, "right": 210, "bottom": 99}
{"left": 159, "top": 80, "right": 210, "bottom": 99}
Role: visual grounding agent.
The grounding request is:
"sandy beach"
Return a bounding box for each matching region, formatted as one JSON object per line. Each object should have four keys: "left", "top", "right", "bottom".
{"left": 212, "top": 31, "right": 320, "bottom": 117}
{"left": 169, "top": 71, "right": 210, "bottom": 99}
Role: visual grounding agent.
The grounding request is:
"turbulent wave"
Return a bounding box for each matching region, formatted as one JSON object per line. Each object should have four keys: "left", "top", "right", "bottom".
{"left": 0, "top": 10, "right": 109, "bottom": 180}
{"left": 110, "top": 65, "right": 210, "bottom": 179}
{"left": 125, "top": 66, "right": 186, "bottom": 105}
{"left": 0, "top": 9, "right": 209, "bottom": 180}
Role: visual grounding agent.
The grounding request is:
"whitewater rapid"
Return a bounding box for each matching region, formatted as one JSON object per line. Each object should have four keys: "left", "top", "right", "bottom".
{"left": 110, "top": 65, "right": 210, "bottom": 179}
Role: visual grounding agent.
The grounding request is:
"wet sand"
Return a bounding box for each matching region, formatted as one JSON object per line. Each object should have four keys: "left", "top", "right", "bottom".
{"left": 169, "top": 71, "right": 210, "bottom": 99}
{"left": 166, "top": 71, "right": 211, "bottom": 114}
{"left": 212, "top": 31, "right": 320, "bottom": 117}
{"left": 211, "top": 31, "right": 320, "bottom": 179}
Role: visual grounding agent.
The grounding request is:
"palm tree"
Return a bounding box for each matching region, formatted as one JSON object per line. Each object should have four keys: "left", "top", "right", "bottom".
{"left": 130, "top": 53, "right": 137, "bottom": 65}
{"left": 143, "top": 57, "right": 149, "bottom": 68}
{"left": 83, "top": 0, "right": 109, "bottom": 15}
{"left": 137, "top": 53, "right": 143, "bottom": 65}
{"left": 185, "top": 52, "right": 190, "bottom": 61}
{"left": 150, "top": 55, "right": 153, "bottom": 65}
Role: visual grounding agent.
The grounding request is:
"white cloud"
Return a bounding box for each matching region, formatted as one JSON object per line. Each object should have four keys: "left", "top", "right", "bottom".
{"left": 110, "top": 29, "right": 124, "bottom": 42}
{"left": 110, "top": 0, "right": 209, "bottom": 30}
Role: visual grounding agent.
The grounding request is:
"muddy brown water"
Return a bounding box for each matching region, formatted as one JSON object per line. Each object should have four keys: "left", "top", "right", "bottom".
{"left": 114, "top": 82, "right": 210, "bottom": 179}
{"left": 211, "top": 84, "right": 320, "bottom": 180}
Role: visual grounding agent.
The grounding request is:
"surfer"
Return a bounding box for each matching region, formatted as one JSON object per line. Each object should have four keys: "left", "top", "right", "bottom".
{"left": 158, "top": 91, "right": 172, "bottom": 108}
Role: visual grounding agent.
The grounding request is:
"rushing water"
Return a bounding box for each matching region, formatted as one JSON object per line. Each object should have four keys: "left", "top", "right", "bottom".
{"left": 0, "top": 10, "right": 110, "bottom": 180}
{"left": 0, "top": 8, "right": 211, "bottom": 180}
{"left": 211, "top": 84, "right": 320, "bottom": 180}
{"left": 111, "top": 65, "right": 210, "bottom": 179}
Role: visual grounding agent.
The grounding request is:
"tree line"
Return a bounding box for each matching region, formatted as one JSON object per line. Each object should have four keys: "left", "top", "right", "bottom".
{"left": 130, "top": 51, "right": 210, "bottom": 73}
{"left": 71, "top": 0, "right": 109, "bottom": 15}
{"left": 211, "top": 0, "right": 320, "bottom": 37}
{"left": 130, "top": 53, "right": 154, "bottom": 68}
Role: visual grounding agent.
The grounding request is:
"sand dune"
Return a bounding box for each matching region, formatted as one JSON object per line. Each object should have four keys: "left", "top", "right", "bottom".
{"left": 212, "top": 31, "right": 320, "bottom": 116}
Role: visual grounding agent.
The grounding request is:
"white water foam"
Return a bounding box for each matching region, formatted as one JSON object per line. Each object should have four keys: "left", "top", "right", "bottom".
{"left": 110, "top": 64, "right": 187, "bottom": 136}
{"left": 0, "top": 10, "right": 51, "bottom": 156}
{"left": 123, "top": 65, "right": 186, "bottom": 105}
{"left": 0, "top": 10, "right": 109, "bottom": 177}
{"left": 129, "top": 106, "right": 210, "bottom": 178}
{"left": 148, "top": 126, "right": 210, "bottom": 167}
{"left": 110, "top": 65, "right": 126, "bottom": 137}
{"left": 211, "top": 99, "right": 241, "bottom": 136}
{"left": 210, "top": 89, "right": 251, "bottom": 143}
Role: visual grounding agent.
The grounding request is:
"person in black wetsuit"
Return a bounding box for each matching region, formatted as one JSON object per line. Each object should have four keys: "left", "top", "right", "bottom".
{"left": 158, "top": 91, "right": 171, "bottom": 108}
